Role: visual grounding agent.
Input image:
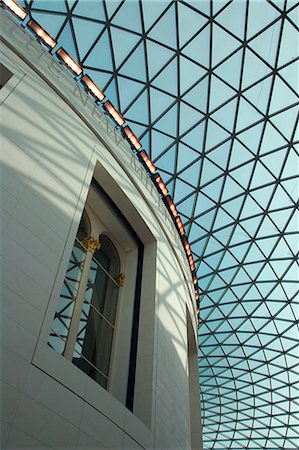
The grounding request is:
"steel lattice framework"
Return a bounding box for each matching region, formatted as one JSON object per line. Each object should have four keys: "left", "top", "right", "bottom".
{"left": 13, "top": 0, "right": 299, "bottom": 448}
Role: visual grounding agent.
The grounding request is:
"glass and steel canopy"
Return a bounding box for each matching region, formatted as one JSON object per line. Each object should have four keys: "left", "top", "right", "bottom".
{"left": 8, "top": 1, "right": 299, "bottom": 448}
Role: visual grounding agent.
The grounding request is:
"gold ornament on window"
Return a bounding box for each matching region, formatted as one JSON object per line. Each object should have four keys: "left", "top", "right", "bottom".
{"left": 115, "top": 273, "right": 125, "bottom": 287}
{"left": 82, "top": 236, "right": 101, "bottom": 254}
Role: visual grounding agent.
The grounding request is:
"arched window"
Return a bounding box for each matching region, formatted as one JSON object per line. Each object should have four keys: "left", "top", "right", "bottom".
{"left": 49, "top": 211, "right": 122, "bottom": 389}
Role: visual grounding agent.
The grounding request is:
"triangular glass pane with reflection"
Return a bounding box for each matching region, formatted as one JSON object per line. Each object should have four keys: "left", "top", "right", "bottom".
{"left": 85, "top": 31, "right": 113, "bottom": 71}
{"left": 270, "top": 76, "right": 299, "bottom": 115}
{"left": 73, "top": 0, "right": 105, "bottom": 20}
{"left": 112, "top": 0, "right": 142, "bottom": 33}
{"left": 119, "top": 42, "right": 147, "bottom": 83}
{"left": 182, "top": 25, "right": 210, "bottom": 69}
{"left": 212, "top": 23, "right": 241, "bottom": 67}
{"left": 57, "top": 21, "right": 78, "bottom": 60}
{"left": 152, "top": 58, "right": 178, "bottom": 96}
{"left": 148, "top": 3, "right": 176, "bottom": 49}
{"left": 29, "top": 11, "right": 66, "bottom": 39}
{"left": 123, "top": 89, "right": 149, "bottom": 124}
{"left": 72, "top": 18, "right": 103, "bottom": 60}
{"left": 214, "top": 1, "right": 246, "bottom": 40}
{"left": 110, "top": 28, "right": 140, "bottom": 68}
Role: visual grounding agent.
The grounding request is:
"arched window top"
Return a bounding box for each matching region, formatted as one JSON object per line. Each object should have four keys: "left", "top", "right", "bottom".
{"left": 77, "top": 210, "right": 91, "bottom": 242}
{"left": 95, "top": 234, "right": 120, "bottom": 278}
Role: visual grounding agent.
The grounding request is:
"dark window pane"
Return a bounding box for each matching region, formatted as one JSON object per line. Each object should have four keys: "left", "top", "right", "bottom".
{"left": 0, "top": 63, "right": 13, "bottom": 89}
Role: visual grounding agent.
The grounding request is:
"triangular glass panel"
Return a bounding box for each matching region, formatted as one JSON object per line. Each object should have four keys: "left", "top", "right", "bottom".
{"left": 147, "top": 40, "right": 175, "bottom": 80}
{"left": 110, "top": 28, "right": 140, "bottom": 68}
{"left": 183, "top": 76, "right": 209, "bottom": 113}
{"left": 174, "top": 178, "right": 195, "bottom": 203}
{"left": 212, "top": 98, "right": 238, "bottom": 132}
{"left": 269, "top": 76, "right": 299, "bottom": 115}
{"left": 177, "top": 144, "right": 199, "bottom": 172}
{"left": 123, "top": 89, "right": 149, "bottom": 125}
{"left": 141, "top": 1, "right": 170, "bottom": 33}
{"left": 118, "top": 78, "right": 145, "bottom": 112}
{"left": 260, "top": 149, "right": 288, "bottom": 179}
{"left": 179, "top": 56, "right": 207, "bottom": 94}
{"left": 150, "top": 88, "right": 175, "bottom": 123}
{"left": 214, "top": 207, "right": 235, "bottom": 229}
{"left": 155, "top": 148, "right": 176, "bottom": 175}
{"left": 243, "top": 75, "right": 273, "bottom": 115}
{"left": 214, "top": 1, "right": 246, "bottom": 40}
{"left": 209, "top": 75, "right": 236, "bottom": 111}
{"left": 236, "top": 98, "right": 263, "bottom": 132}
{"left": 243, "top": 261, "right": 264, "bottom": 281}
{"left": 208, "top": 142, "right": 231, "bottom": 170}
{"left": 154, "top": 103, "right": 178, "bottom": 137}
{"left": 29, "top": 12, "right": 66, "bottom": 39}
{"left": 105, "top": 0, "right": 122, "bottom": 19}
{"left": 180, "top": 163, "right": 202, "bottom": 189}
{"left": 148, "top": 3, "right": 177, "bottom": 49}
{"left": 269, "top": 188, "right": 294, "bottom": 221}
{"left": 280, "top": 177, "right": 298, "bottom": 204}
{"left": 270, "top": 106, "right": 298, "bottom": 143}
{"left": 253, "top": 184, "right": 275, "bottom": 210}
{"left": 247, "top": 1, "right": 280, "bottom": 39}
{"left": 32, "top": 0, "right": 67, "bottom": 13}
{"left": 187, "top": 1, "right": 210, "bottom": 16}
{"left": 244, "top": 242, "right": 266, "bottom": 264}
{"left": 182, "top": 25, "right": 210, "bottom": 69}
{"left": 200, "top": 158, "right": 223, "bottom": 185}
{"left": 152, "top": 58, "right": 178, "bottom": 96}
{"left": 103, "top": 78, "right": 118, "bottom": 108}
{"left": 151, "top": 131, "right": 174, "bottom": 160}
{"left": 214, "top": 50, "right": 242, "bottom": 89}
{"left": 57, "top": 21, "right": 78, "bottom": 60}
{"left": 181, "top": 121, "right": 206, "bottom": 153}
{"left": 83, "top": 69, "right": 111, "bottom": 92}
{"left": 230, "top": 161, "right": 254, "bottom": 187}
{"left": 257, "top": 259, "right": 278, "bottom": 280}
{"left": 222, "top": 194, "right": 244, "bottom": 216}
{"left": 242, "top": 49, "right": 272, "bottom": 89}
{"left": 73, "top": 0, "right": 105, "bottom": 20}
{"left": 72, "top": 18, "right": 103, "bottom": 60}
{"left": 179, "top": 103, "right": 204, "bottom": 135}
{"left": 212, "top": 23, "right": 241, "bottom": 67}
{"left": 271, "top": 238, "right": 293, "bottom": 261}
{"left": 201, "top": 177, "right": 223, "bottom": 202}
{"left": 120, "top": 42, "right": 147, "bottom": 83}
{"left": 238, "top": 122, "right": 264, "bottom": 154}
{"left": 231, "top": 267, "right": 252, "bottom": 286}
{"left": 193, "top": 191, "right": 216, "bottom": 217}
{"left": 229, "top": 139, "right": 253, "bottom": 170}
{"left": 260, "top": 121, "right": 287, "bottom": 154}
{"left": 196, "top": 209, "right": 216, "bottom": 233}
{"left": 178, "top": 2, "right": 208, "bottom": 47}
{"left": 85, "top": 31, "right": 113, "bottom": 71}
{"left": 249, "top": 21, "right": 281, "bottom": 68}
{"left": 250, "top": 160, "right": 276, "bottom": 189}
{"left": 205, "top": 119, "right": 231, "bottom": 152}
{"left": 112, "top": 0, "right": 142, "bottom": 33}
{"left": 278, "top": 60, "right": 298, "bottom": 92}
{"left": 285, "top": 210, "right": 299, "bottom": 234}
{"left": 278, "top": 19, "right": 298, "bottom": 67}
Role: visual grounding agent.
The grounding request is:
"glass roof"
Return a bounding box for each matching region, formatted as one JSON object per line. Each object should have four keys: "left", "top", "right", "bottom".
{"left": 17, "top": 1, "right": 299, "bottom": 448}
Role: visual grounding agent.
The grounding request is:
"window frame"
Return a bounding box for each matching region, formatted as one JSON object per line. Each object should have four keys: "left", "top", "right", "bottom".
{"left": 0, "top": 49, "right": 24, "bottom": 105}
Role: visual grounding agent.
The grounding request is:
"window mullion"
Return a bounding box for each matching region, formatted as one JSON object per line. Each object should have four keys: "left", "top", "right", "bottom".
{"left": 63, "top": 247, "right": 94, "bottom": 361}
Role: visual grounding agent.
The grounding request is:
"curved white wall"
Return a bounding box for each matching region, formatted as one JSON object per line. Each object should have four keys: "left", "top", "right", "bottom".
{"left": 0, "top": 10, "right": 202, "bottom": 450}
